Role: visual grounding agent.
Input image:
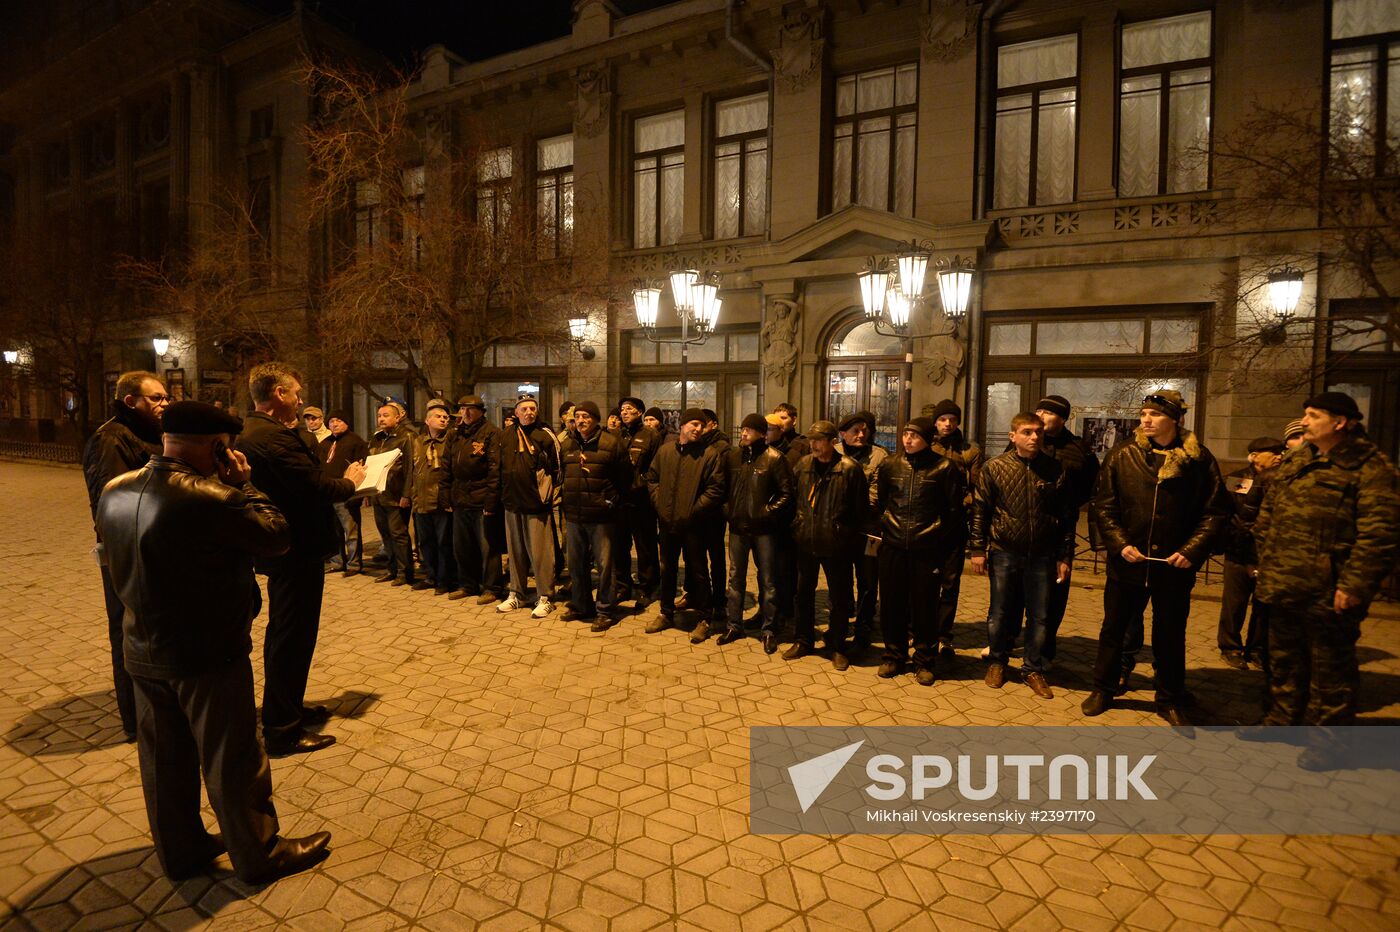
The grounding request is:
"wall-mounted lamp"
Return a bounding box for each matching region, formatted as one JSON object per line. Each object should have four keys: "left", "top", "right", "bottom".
{"left": 152, "top": 334, "right": 179, "bottom": 366}
{"left": 568, "top": 316, "right": 596, "bottom": 360}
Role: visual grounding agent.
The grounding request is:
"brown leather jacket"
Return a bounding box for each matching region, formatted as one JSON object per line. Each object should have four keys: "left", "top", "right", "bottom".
{"left": 95, "top": 457, "right": 290, "bottom": 679}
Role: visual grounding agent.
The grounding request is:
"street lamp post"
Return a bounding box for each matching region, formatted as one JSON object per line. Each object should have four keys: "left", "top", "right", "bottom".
{"left": 632, "top": 267, "right": 722, "bottom": 412}
{"left": 856, "top": 241, "right": 974, "bottom": 425}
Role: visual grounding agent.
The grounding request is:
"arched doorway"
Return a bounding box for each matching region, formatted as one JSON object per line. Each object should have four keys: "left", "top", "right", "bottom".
{"left": 822, "top": 316, "right": 905, "bottom": 451}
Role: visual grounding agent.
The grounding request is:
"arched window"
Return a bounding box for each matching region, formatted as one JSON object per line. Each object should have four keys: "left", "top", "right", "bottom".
{"left": 822, "top": 316, "right": 904, "bottom": 451}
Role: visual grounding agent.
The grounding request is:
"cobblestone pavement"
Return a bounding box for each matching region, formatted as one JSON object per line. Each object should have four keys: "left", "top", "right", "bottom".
{"left": 2, "top": 458, "right": 1399, "bottom": 930}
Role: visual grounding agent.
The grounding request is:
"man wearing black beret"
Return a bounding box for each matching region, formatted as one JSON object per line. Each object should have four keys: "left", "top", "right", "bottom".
{"left": 96, "top": 401, "right": 334, "bottom": 884}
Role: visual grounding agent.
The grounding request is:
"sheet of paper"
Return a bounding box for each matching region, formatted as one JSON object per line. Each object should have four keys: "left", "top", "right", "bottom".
{"left": 353, "top": 448, "right": 400, "bottom": 496}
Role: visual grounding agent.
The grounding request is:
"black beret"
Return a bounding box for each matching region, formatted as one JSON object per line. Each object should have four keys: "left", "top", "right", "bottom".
{"left": 838, "top": 410, "right": 876, "bottom": 432}
{"left": 163, "top": 401, "right": 243, "bottom": 436}
{"left": 1304, "top": 391, "right": 1363, "bottom": 421}
{"left": 620, "top": 396, "right": 646, "bottom": 412}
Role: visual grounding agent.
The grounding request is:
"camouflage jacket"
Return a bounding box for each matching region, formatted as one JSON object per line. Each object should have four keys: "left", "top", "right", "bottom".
{"left": 1255, "top": 433, "right": 1400, "bottom": 610}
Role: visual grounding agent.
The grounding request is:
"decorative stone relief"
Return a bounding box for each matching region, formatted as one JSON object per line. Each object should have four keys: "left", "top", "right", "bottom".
{"left": 771, "top": 9, "right": 824, "bottom": 94}
{"left": 575, "top": 67, "right": 610, "bottom": 138}
{"left": 922, "top": 0, "right": 981, "bottom": 63}
{"left": 761, "top": 298, "right": 801, "bottom": 388}
{"left": 920, "top": 317, "right": 966, "bottom": 388}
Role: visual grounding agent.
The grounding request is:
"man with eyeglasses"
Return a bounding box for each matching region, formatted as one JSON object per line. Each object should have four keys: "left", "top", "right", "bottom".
{"left": 238, "top": 362, "right": 366, "bottom": 757}
{"left": 1083, "top": 389, "right": 1229, "bottom": 726}
{"left": 82, "top": 370, "right": 169, "bottom": 741}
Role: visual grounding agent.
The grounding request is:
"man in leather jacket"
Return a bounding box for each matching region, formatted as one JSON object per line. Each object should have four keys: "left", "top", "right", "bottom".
{"left": 766, "top": 405, "right": 809, "bottom": 630}
{"left": 449, "top": 395, "right": 507, "bottom": 603}
{"left": 836, "top": 410, "right": 886, "bottom": 654}
{"left": 368, "top": 401, "right": 417, "bottom": 586}
{"left": 719, "top": 413, "right": 795, "bottom": 653}
{"left": 874, "top": 417, "right": 965, "bottom": 684}
{"left": 81, "top": 370, "right": 167, "bottom": 740}
{"left": 558, "top": 401, "right": 633, "bottom": 630}
{"left": 645, "top": 408, "right": 726, "bottom": 634}
{"left": 785, "top": 420, "right": 869, "bottom": 670}
{"left": 613, "top": 397, "right": 663, "bottom": 607}
{"left": 1083, "top": 390, "right": 1230, "bottom": 726}
{"left": 928, "top": 399, "right": 984, "bottom": 657}
{"left": 96, "top": 401, "right": 332, "bottom": 884}
{"left": 970, "top": 413, "right": 1075, "bottom": 699}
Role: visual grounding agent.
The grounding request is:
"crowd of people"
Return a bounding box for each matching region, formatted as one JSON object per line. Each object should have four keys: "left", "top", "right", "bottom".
{"left": 82, "top": 364, "right": 1399, "bottom": 884}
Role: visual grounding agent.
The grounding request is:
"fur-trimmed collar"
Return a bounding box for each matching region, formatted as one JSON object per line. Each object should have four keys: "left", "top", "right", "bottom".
{"left": 1133, "top": 426, "right": 1201, "bottom": 482}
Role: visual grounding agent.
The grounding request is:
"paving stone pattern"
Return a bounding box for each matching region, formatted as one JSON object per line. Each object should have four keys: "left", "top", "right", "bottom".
{"left": 1, "top": 459, "right": 1399, "bottom": 930}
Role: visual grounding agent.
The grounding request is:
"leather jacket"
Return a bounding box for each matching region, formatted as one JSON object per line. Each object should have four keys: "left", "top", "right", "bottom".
{"left": 875, "top": 447, "right": 964, "bottom": 553}
{"left": 793, "top": 453, "right": 869, "bottom": 556}
{"left": 411, "top": 430, "right": 456, "bottom": 514}
{"left": 368, "top": 422, "right": 416, "bottom": 508}
{"left": 969, "top": 450, "right": 1075, "bottom": 558}
{"left": 450, "top": 417, "right": 503, "bottom": 512}
{"left": 1090, "top": 427, "right": 1230, "bottom": 583}
{"left": 725, "top": 440, "right": 795, "bottom": 535}
{"left": 618, "top": 417, "right": 663, "bottom": 499}
{"left": 95, "top": 457, "right": 290, "bottom": 679}
{"left": 81, "top": 404, "right": 162, "bottom": 518}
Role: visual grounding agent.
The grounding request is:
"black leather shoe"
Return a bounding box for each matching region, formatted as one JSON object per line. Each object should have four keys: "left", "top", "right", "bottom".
{"left": 240, "top": 831, "right": 332, "bottom": 885}
{"left": 300, "top": 705, "right": 330, "bottom": 725}
{"left": 782, "top": 642, "right": 812, "bottom": 661}
{"left": 763, "top": 633, "right": 778, "bottom": 654}
{"left": 1081, "top": 690, "right": 1114, "bottom": 717}
{"left": 412, "top": 580, "right": 434, "bottom": 591}
{"left": 374, "top": 573, "right": 395, "bottom": 584}
{"left": 1220, "top": 651, "right": 1248, "bottom": 671}
{"left": 633, "top": 594, "right": 653, "bottom": 611}
{"left": 266, "top": 732, "right": 336, "bottom": 757}
{"left": 590, "top": 614, "right": 620, "bottom": 633}
{"left": 391, "top": 577, "right": 409, "bottom": 587}
{"left": 716, "top": 628, "right": 744, "bottom": 646}
{"left": 915, "top": 668, "right": 936, "bottom": 687}
{"left": 878, "top": 660, "right": 903, "bottom": 678}
{"left": 166, "top": 833, "right": 227, "bottom": 880}
{"left": 1155, "top": 704, "right": 1192, "bottom": 727}
{"left": 938, "top": 641, "right": 955, "bottom": 660}
{"left": 831, "top": 648, "right": 851, "bottom": 672}
{"left": 560, "top": 608, "right": 592, "bottom": 622}
{"left": 447, "top": 589, "right": 470, "bottom": 601}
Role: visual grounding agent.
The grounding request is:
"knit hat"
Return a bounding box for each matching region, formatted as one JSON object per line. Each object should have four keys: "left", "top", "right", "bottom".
{"left": 574, "top": 400, "right": 601, "bottom": 420}
{"left": 559, "top": 400, "right": 576, "bottom": 417}
{"left": 838, "top": 410, "right": 876, "bottom": 433}
{"left": 514, "top": 393, "right": 538, "bottom": 409}
{"left": 1283, "top": 418, "right": 1306, "bottom": 440}
{"left": 1142, "top": 389, "right": 1187, "bottom": 421}
{"left": 1035, "top": 395, "right": 1071, "bottom": 419}
{"left": 644, "top": 407, "right": 664, "bottom": 421}
{"left": 328, "top": 410, "right": 352, "bottom": 428}
{"left": 741, "top": 413, "right": 769, "bottom": 433}
{"left": 425, "top": 398, "right": 450, "bottom": 415}
{"left": 457, "top": 394, "right": 485, "bottom": 410}
{"left": 1304, "top": 391, "right": 1363, "bottom": 421}
{"left": 620, "top": 396, "right": 646, "bottom": 413}
{"left": 301, "top": 405, "right": 324, "bottom": 418}
{"left": 163, "top": 401, "right": 244, "bottom": 436}
{"left": 764, "top": 413, "right": 784, "bottom": 428}
{"left": 1247, "top": 437, "right": 1286, "bottom": 455}
{"left": 931, "top": 399, "right": 962, "bottom": 422}
{"left": 679, "top": 407, "right": 706, "bottom": 426}
{"left": 807, "top": 420, "right": 838, "bottom": 441}
{"left": 903, "top": 417, "right": 937, "bottom": 443}
{"left": 701, "top": 408, "right": 718, "bottom": 424}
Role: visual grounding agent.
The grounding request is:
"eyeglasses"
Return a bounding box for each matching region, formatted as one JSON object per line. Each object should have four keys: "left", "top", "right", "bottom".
{"left": 141, "top": 393, "right": 171, "bottom": 403}
{"left": 1143, "top": 394, "right": 1174, "bottom": 409}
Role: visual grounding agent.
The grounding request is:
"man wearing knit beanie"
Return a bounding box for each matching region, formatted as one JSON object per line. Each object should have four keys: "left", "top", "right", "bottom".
{"left": 929, "top": 399, "right": 984, "bottom": 657}
{"left": 558, "top": 400, "right": 632, "bottom": 630}
{"left": 836, "top": 409, "right": 887, "bottom": 653}
{"left": 613, "top": 397, "right": 663, "bottom": 608}
{"left": 1283, "top": 418, "right": 1306, "bottom": 451}
{"left": 321, "top": 411, "right": 369, "bottom": 574}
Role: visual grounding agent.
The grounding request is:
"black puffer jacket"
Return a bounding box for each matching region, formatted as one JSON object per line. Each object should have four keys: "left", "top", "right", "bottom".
{"left": 793, "top": 453, "right": 869, "bottom": 556}
{"left": 368, "top": 422, "right": 416, "bottom": 508}
{"left": 450, "top": 417, "right": 502, "bottom": 512}
{"left": 646, "top": 437, "right": 726, "bottom": 531}
{"left": 559, "top": 427, "right": 631, "bottom": 523}
{"left": 875, "top": 448, "right": 964, "bottom": 553}
{"left": 1091, "top": 428, "right": 1230, "bottom": 583}
{"left": 95, "top": 457, "right": 289, "bottom": 678}
{"left": 619, "top": 416, "right": 663, "bottom": 497}
{"left": 501, "top": 422, "right": 560, "bottom": 515}
{"left": 725, "top": 440, "right": 795, "bottom": 535}
{"left": 82, "top": 404, "right": 163, "bottom": 517}
{"left": 969, "top": 450, "right": 1075, "bottom": 558}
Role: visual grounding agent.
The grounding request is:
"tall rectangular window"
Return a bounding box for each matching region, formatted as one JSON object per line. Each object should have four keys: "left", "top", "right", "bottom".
{"left": 994, "top": 35, "right": 1078, "bottom": 208}
{"left": 248, "top": 174, "right": 272, "bottom": 278}
{"left": 354, "top": 180, "right": 380, "bottom": 255}
{"left": 1328, "top": 0, "right": 1400, "bottom": 174}
{"left": 536, "top": 134, "right": 573, "bottom": 258}
{"left": 832, "top": 63, "right": 917, "bottom": 215}
{"left": 403, "top": 165, "right": 425, "bottom": 264}
{"left": 634, "top": 109, "right": 685, "bottom": 248}
{"left": 1118, "top": 12, "right": 1212, "bottom": 197}
{"left": 713, "top": 92, "right": 769, "bottom": 238}
{"left": 477, "top": 146, "right": 513, "bottom": 238}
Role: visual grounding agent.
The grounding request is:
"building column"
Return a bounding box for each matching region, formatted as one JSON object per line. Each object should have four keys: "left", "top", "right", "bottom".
{"left": 680, "top": 90, "right": 705, "bottom": 245}
{"left": 169, "top": 71, "right": 190, "bottom": 241}
{"left": 187, "top": 63, "right": 216, "bottom": 243}
{"left": 1076, "top": 9, "right": 1117, "bottom": 202}
{"left": 114, "top": 99, "right": 136, "bottom": 252}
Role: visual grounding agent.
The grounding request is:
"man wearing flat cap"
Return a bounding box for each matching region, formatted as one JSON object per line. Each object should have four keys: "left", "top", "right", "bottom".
{"left": 96, "top": 401, "right": 334, "bottom": 884}
{"left": 1085, "top": 389, "right": 1230, "bottom": 726}
{"left": 836, "top": 410, "right": 886, "bottom": 653}
{"left": 1216, "top": 436, "right": 1285, "bottom": 671}
{"left": 1253, "top": 392, "right": 1400, "bottom": 766}
{"left": 448, "top": 395, "right": 508, "bottom": 604}
{"left": 301, "top": 406, "right": 331, "bottom": 444}
{"left": 410, "top": 399, "right": 458, "bottom": 595}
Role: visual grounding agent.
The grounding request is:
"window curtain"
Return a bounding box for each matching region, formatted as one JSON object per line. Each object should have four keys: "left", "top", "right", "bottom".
{"left": 1121, "top": 12, "right": 1211, "bottom": 70}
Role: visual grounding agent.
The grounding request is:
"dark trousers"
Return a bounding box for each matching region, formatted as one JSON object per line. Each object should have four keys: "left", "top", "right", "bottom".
{"left": 878, "top": 546, "right": 942, "bottom": 668}
{"left": 262, "top": 556, "right": 325, "bottom": 742}
{"left": 698, "top": 518, "right": 727, "bottom": 622}
{"left": 1041, "top": 573, "right": 1072, "bottom": 663}
{"left": 1263, "top": 603, "right": 1362, "bottom": 726}
{"left": 565, "top": 520, "right": 617, "bottom": 617}
{"left": 1093, "top": 575, "right": 1194, "bottom": 705}
{"left": 132, "top": 656, "right": 279, "bottom": 882}
{"left": 987, "top": 551, "right": 1054, "bottom": 673}
{"left": 774, "top": 528, "right": 798, "bottom": 623}
{"left": 614, "top": 500, "right": 660, "bottom": 597}
{"left": 453, "top": 508, "right": 507, "bottom": 596}
{"left": 935, "top": 540, "right": 966, "bottom": 643}
{"left": 852, "top": 552, "right": 878, "bottom": 644}
{"left": 727, "top": 532, "right": 779, "bottom": 633}
{"left": 100, "top": 564, "right": 137, "bottom": 736}
{"left": 1217, "top": 559, "right": 1264, "bottom": 656}
{"left": 413, "top": 511, "right": 455, "bottom": 589}
{"left": 795, "top": 550, "right": 854, "bottom": 649}
{"left": 659, "top": 528, "right": 710, "bottom": 616}
{"left": 372, "top": 502, "right": 414, "bottom": 581}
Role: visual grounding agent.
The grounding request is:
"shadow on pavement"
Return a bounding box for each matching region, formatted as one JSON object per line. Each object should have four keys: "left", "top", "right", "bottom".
{"left": 310, "top": 689, "right": 380, "bottom": 721}
{"left": 2, "top": 691, "right": 130, "bottom": 756}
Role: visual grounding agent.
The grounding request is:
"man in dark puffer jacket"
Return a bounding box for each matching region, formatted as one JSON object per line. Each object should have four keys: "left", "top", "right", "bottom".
{"left": 720, "top": 413, "right": 795, "bottom": 653}
{"left": 558, "top": 401, "right": 632, "bottom": 630}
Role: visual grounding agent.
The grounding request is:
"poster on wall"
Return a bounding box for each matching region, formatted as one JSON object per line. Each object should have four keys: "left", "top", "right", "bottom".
{"left": 1080, "top": 416, "right": 1138, "bottom": 457}
{"left": 165, "top": 369, "right": 186, "bottom": 402}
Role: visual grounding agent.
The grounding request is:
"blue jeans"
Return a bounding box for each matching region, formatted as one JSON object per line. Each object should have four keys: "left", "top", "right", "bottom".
{"left": 331, "top": 501, "right": 361, "bottom": 568}
{"left": 413, "top": 511, "right": 455, "bottom": 589}
{"left": 453, "top": 509, "right": 507, "bottom": 596}
{"left": 986, "top": 551, "right": 1054, "bottom": 673}
{"left": 726, "top": 532, "right": 778, "bottom": 633}
{"left": 565, "top": 520, "right": 616, "bottom": 616}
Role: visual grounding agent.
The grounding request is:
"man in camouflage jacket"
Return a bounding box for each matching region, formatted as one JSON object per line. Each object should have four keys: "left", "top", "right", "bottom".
{"left": 1254, "top": 393, "right": 1400, "bottom": 749}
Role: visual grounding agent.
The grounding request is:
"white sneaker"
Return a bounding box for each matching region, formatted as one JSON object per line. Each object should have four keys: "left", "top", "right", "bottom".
{"left": 496, "top": 594, "right": 524, "bottom": 613}
{"left": 531, "top": 597, "right": 553, "bottom": 619}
